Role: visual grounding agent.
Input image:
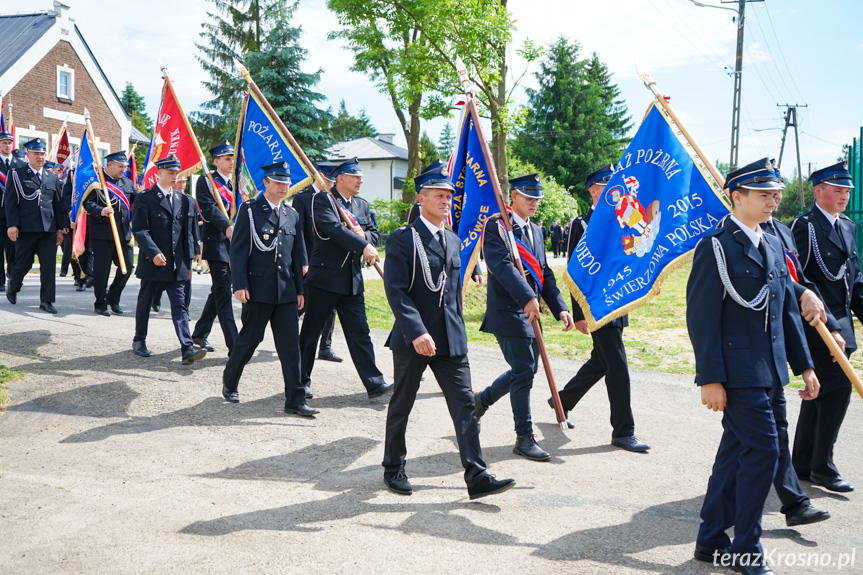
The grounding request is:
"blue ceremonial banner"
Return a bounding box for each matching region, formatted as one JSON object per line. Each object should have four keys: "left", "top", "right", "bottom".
{"left": 449, "top": 102, "right": 499, "bottom": 293}
{"left": 566, "top": 102, "right": 730, "bottom": 329}
{"left": 70, "top": 129, "right": 100, "bottom": 226}
{"left": 233, "top": 90, "right": 313, "bottom": 220}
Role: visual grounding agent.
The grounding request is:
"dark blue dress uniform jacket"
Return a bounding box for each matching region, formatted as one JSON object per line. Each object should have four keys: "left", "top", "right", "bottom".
{"left": 132, "top": 185, "right": 196, "bottom": 282}
{"left": 384, "top": 221, "right": 466, "bottom": 357}
{"left": 687, "top": 219, "right": 813, "bottom": 388}
{"left": 481, "top": 214, "right": 567, "bottom": 338}
{"left": 290, "top": 185, "right": 315, "bottom": 266}
{"left": 304, "top": 189, "right": 379, "bottom": 296}
{"left": 83, "top": 173, "right": 134, "bottom": 242}
{"left": 196, "top": 172, "right": 232, "bottom": 263}
{"left": 230, "top": 195, "right": 304, "bottom": 305}
{"left": 0, "top": 156, "right": 25, "bottom": 225}
{"left": 791, "top": 208, "right": 863, "bottom": 353}
{"left": 4, "top": 165, "right": 67, "bottom": 232}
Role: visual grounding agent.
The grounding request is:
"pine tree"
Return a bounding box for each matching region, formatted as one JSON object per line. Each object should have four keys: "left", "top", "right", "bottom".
{"left": 244, "top": 2, "right": 332, "bottom": 159}
{"left": 119, "top": 82, "right": 152, "bottom": 171}
{"left": 437, "top": 122, "right": 455, "bottom": 160}
{"left": 419, "top": 131, "right": 440, "bottom": 166}
{"left": 512, "top": 37, "right": 631, "bottom": 202}
{"left": 327, "top": 100, "right": 378, "bottom": 142}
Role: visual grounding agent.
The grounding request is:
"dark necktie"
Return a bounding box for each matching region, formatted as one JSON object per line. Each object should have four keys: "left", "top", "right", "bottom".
{"left": 758, "top": 238, "right": 768, "bottom": 267}
{"left": 522, "top": 224, "right": 533, "bottom": 254}
{"left": 436, "top": 229, "right": 446, "bottom": 252}
{"left": 835, "top": 221, "right": 847, "bottom": 252}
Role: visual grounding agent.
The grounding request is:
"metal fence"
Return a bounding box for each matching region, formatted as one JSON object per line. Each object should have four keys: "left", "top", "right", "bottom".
{"left": 846, "top": 128, "right": 863, "bottom": 259}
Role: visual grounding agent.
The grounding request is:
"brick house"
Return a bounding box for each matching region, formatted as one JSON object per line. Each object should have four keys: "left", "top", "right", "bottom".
{"left": 0, "top": 1, "right": 131, "bottom": 162}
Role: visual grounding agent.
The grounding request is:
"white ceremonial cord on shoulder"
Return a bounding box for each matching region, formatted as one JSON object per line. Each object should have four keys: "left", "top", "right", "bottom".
{"left": 411, "top": 227, "right": 446, "bottom": 307}
{"left": 711, "top": 237, "right": 770, "bottom": 314}
{"left": 12, "top": 170, "right": 39, "bottom": 201}
{"left": 808, "top": 222, "right": 846, "bottom": 281}
{"left": 312, "top": 190, "right": 336, "bottom": 241}
{"left": 247, "top": 206, "right": 278, "bottom": 261}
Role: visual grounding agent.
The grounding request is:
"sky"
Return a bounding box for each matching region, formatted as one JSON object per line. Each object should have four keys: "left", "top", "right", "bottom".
{"left": 3, "top": 0, "right": 861, "bottom": 177}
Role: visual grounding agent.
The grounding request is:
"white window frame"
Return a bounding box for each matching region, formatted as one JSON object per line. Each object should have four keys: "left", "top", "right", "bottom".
{"left": 56, "top": 65, "right": 74, "bottom": 101}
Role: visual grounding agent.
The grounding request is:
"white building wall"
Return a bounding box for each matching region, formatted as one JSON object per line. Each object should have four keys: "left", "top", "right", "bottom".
{"left": 357, "top": 159, "right": 408, "bottom": 204}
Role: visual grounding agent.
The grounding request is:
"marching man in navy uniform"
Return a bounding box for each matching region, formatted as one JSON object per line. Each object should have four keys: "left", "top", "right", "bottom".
{"left": 292, "top": 161, "right": 343, "bottom": 363}
{"left": 687, "top": 158, "right": 819, "bottom": 575}
{"left": 474, "top": 174, "right": 574, "bottom": 462}
{"left": 381, "top": 162, "right": 515, "bottom": 499}
{"left": 299, "top": 157, "right": 392, "bottom": 400}
{"left": 556, "top": 164, "right": 649, "bottom": 451}
{"left": 221, "top": 161, "right": 315, "bottom": 417}
{"left": 790, "top": 161, "right": 863, "bottom": 493}
{"left": 4, "top": 138, "right": 67, "bottom": 312}
{"left": 83, "top": 151, "right": 135, "bottom": 316}
{"left": 190, "top": 141, "right": 239, "bottom": 355}
{"left": 0, "top": 130, "right": 23, "bottom": 292}
{"left": 131, "top": 155, "right": 206, "bottom": 365}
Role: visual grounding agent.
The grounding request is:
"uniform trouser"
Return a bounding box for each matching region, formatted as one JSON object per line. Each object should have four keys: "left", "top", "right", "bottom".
{"left": 477, "top": 335, "right": 539, "bottom": 437}
{"left": 223, "top": 300, "right": 304, "bottom": 408}
{"left": 697, "top": 386, "right": 779, "bottom": 560}
{"left": 770, "top": 382, "right": 809, "bottom": 516}
{"left": 1, "top": 221, "right": 16, "bottom": 284}
{"left": 91, "top": 239, "right": 133, "bottom": 309}
{"left": 298, "top": 303, "right": 337, "bottom": 353}
{"left": 383, "top": 352, "right": 488, "bottom": 486}
{"left": 557, "top": 325, "right": 636, "bottom": 438}
{"left": 71, "top": 245, "right": 92, "bottom": 285}
{"left": 299, "top": 285, "right": 385, "bottom": 391}
{"left": 792, "top": 346, "right": 852, "bottom": 479}
{"left": 134, "top": 279, "right": 193, "bottom": 352}
{"left": 8, "top": 231, "right": 57, "bottom": 303}
{"left": 192, "top": 259, "right": 238, "bottom": 351}
{"left": 59, "top": 232, "right": 72, "bottom": 276}
{"left": 154, "top": 278, "right": 192, "bottom": 309}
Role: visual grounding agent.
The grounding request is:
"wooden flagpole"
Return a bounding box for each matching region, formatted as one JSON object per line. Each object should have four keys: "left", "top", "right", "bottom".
{"left": 84, "top": 109, "right": 127, "bottom": 275}
{"left": 158, "top": 65, "right": 229, "bottom": 220}
{"left": 464, "top": 96, "right": 569, "bottom": 430}
{"left": 234, "top": 59, "right": 385, "bottom": 279}
{"left": 641, "top": 72, "right": 863, "bottom": 399}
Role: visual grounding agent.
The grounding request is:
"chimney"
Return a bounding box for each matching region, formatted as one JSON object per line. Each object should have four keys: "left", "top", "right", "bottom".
{"left": 52, "top": 1, "right": 71, "bottom": 20}
{"left": 378, "top": 133, "right": 395, "bottom": 145}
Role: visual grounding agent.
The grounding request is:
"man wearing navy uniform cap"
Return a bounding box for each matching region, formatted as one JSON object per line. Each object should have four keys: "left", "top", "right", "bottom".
{"left": 790, "top": 161, "right": 863, "bottom": 493}
{"left": 190, "top": 141, "right": 239, "bottom": 355}
{"left": 4, "top": 138, "right": 68, "bottom": 312}
{"left": 222, "top": 161, "right": 315, "bottom": 416}
{"left": 299, "top": 157, "right": 392, "bottom": 400}
{"left": 381, "top": 161, "right": 515, "bottom": 498}
{"left": 554, "top": 164, "right": 650, "bottom": 451}
{"left": 0, "top": 130, "right": 22, "bottom": 292}
{"left": 83, "top": 151, "right": 135, "bottom": 316}
{"left": 474, "top": 173, "right": 574, "bottom": 462}
{"left": 131, "top": 155, "right": 206, "bottom": 365}
{"left": 687, "top": 158, "right": 819, "bottom": 574}
{"left": 292, "top": 161, "right": 343, "bottom": 365}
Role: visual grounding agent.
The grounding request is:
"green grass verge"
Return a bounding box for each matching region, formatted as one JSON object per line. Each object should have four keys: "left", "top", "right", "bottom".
{"left": 0, "top": 365, "right": 23, "bottom": 414}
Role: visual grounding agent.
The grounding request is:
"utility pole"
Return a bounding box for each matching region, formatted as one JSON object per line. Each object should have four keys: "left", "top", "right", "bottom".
{"left": 777, "top": 104, "right": 808, "bottom": 207}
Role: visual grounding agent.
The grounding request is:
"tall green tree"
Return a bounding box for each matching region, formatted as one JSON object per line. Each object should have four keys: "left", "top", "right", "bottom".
{"left": 326, "top": 99, "right": 378, "bottom": 142}
{"left": 119, "top": 82, "right": 152, "bottom": 171}
{"left": 437, "top": 122, "right": 455, "bottom": 159}
{"left": 512, "top": 37, "right": 631, "bottom": 203}
{"left": 244, "top": 3, "right": 332, "bottom": 158}
{"left": 193, "top": 0, "right": 279, "bottom": 151}
{"left": 419, "top": 130, "right": 439, "bottom": 165}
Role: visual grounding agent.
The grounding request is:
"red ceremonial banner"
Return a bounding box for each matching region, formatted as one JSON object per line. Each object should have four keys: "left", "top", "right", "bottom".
{"left": 140, "top": 77, "right": 202, "bottom": 189}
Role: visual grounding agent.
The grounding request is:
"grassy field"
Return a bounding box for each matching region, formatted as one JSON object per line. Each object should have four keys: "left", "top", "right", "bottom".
{"left": 365, "top": 259, "right": 863, "bottom": 380}
{"left": 0, "top": 365, "right": 22, "bottom": 414}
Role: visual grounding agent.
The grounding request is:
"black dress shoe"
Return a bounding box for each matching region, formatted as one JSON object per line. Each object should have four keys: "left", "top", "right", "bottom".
{"left": 75, "top": 284, "right": 86, "bottom": 292}
{"left": 317, "top": 350, "right": 343, "bottom": 362}
{"left": 468, "top": 475, "right": 516, "bottom": 500}
{"left": 367, "top": 382, "right": 394, "bottom": 399}
{"left": 284, "top": 404, "right": 319, "bottom": 417}
{"left": 612, "top": 435, "right": 651, "bottom": 452}
{"left": 193, "top": 337, "right": 215, "bottom": 352}
{"left": 304, "top": 385, "right": 314, "bottom": 399}
{"left": 731, "top": 557, "right": 775, "bottom": 575}
{"left": 85, "top": 277, "right": 94, "bottom": 288}
{"left": 694, "top": 543, "right": 730, "bottom": 563}
{"left": 547, "top": 397, "right": 575, "bottom": 429}
{"left": 39, "top": 302, "right": 58, "bottom": 314}
{"left": 384, "top": 470, "right": 413, "bottom": 495}
{"left": 810, "top": 472, "right": 854, "bottom": 492}
{"left": 6, "top": 290, "right": 16, "bottom": 304}
{"left": 474, "top": 393, "right": 487, "bottom": 419}
{"left": 94, "top": 307, "right": 111, "bottom": 317}
{"left": 786, "top": 504, "right": 830, "bottom": 526}
{"left": 181, "top": 346, "right": 207, "bottom": 365}
{"left": 133, "top": 341, "right": 151, "bottom": 358}
{"left": 0, "top": 282, "right": 5, "bottom": 292}
{"left": 110, "top": 304, "right": 124, "bottom": 315}
{"left": 151, "top": 303, "right": 160, "bottom": 312}
{"left": 513, "top": 434, "right": 551, "bottom": 461}
{"left": 221, "top": 385, "right": 239, "bottom": 403}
